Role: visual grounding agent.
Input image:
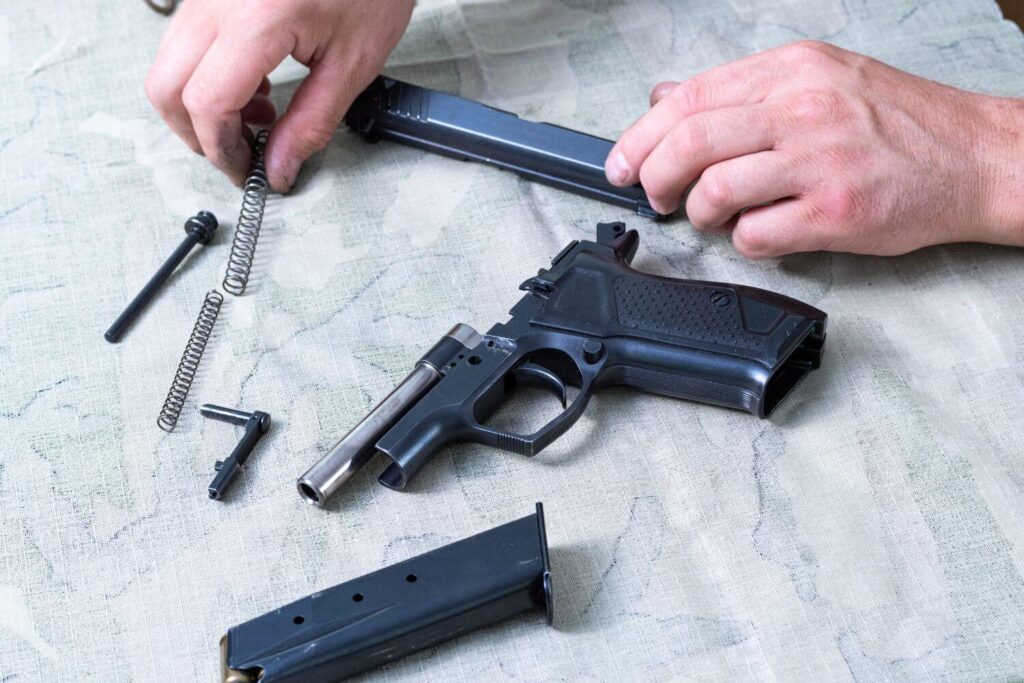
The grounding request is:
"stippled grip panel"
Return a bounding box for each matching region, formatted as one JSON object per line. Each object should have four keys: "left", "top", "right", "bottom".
{"left": 614, "top": 277, "right": 786, "bottom": 352}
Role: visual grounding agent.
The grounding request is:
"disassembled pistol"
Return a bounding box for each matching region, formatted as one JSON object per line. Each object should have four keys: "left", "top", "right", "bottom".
{"left": 106, "top": 64, "right": 835, "bottom": 683}
{"left": 298, "top": 222, "right": 827, "bottom": 507}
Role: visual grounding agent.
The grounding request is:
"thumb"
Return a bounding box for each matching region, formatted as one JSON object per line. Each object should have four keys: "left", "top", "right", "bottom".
{"left": 265, "top": 57, "right": 371, "bottom": 192}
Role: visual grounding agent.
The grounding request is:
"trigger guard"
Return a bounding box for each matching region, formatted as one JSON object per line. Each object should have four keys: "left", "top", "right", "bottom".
{"left": 513, "top": 362, "right": 568, "bottom": 408}
{"left": 466, "top": 370, "right": 596, "bottom": 457}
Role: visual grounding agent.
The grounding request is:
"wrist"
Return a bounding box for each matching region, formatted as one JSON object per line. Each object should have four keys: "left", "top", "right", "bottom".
{"left": 976, "top": 94, "right": 1024, "bottom": 246}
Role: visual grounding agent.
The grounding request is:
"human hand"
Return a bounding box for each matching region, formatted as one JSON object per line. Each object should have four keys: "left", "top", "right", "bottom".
{"left": 146, "top": 0, "right": 415, "bottom": 191}
{"left": 606, "top": 41, "right": 1024, "bottom": 257}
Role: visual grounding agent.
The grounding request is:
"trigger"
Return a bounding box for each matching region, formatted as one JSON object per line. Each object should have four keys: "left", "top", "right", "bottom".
{"left": 513, "top": 362, "right": 568, "bottom": 408}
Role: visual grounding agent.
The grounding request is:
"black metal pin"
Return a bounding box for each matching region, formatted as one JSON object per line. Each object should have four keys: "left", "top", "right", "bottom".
{"left": 201, "top": 404, "right": 271, "bottom": 500}
{"left": 105, "top": 211, "right": 218, "bottom": 343}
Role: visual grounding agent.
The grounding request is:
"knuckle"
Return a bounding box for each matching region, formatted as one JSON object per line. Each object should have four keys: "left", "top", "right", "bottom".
{"left": 144, "top": 71, "right": 176, "bottom": 112}
{"left": 698, "top": 168, "right": 732, "bottom": 210}
{"left": 666, "top": 77, "right": 707, "bottom": 115}
{"left": 788, "top": 89, "right": 847, "bottom": 127}
{"left": 784, "top": 40, "right": 835, "bottom": 63}
{"left": 816, "top": 180, "right": 864, "bottom": 224}
{"left": 638, "top": 161, "right": 668, "bottom": 200}
{"left": 638, "top": 162, "right": 680, "bottom": 212}
{"left": 612, "top": 137, "right": 638, "bottom": 169}
{"left": 617, "top": 128, "right": 652, "bottom": 168}
{"left": 846, "top": 51, "right": 877, "bottom": 80}
{"left": 732, "top": 226, "right": 773, "bottom": 259}
{"left": 672, "top": 118, "right": 710, "bottom": 158}
{"left": 180, "top": 81, "right": 213, "bottom": 116}
{"left": 684, "top": 194, "right": 711, "bottom": 231}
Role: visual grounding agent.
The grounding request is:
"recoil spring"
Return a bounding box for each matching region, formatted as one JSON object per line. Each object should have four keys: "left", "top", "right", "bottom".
{"left": 158, "top": 290, "right": 224, "bottom": 432}
{"left": 222, "top": 130, "right": 269, "bottom": 296}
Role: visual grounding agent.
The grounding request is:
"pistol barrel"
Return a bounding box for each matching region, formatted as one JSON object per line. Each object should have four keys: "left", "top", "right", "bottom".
{"left": 297, "top": 363, "right": 438, "bottom": 505}
{"left": 297, "top": 324, "right": 481, "bottom": 506}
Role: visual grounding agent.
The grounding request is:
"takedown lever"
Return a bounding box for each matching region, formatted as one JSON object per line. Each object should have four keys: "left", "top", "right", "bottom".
{"left": 201, "top": 404, "right": 271, "bottom": 500}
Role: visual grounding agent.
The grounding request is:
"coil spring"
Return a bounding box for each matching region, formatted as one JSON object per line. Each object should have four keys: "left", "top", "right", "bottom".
{"left": 223, "top": 130, "right": 269, "bottom": 296}
{"left": 157, "top": 290, "right": 224, "bottom": 432}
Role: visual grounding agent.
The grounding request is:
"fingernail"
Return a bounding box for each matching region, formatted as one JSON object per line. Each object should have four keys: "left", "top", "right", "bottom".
{"left": 651, "top": 81, "right": 679, "bottom": 105}
{"left": 275, "top": 157, "right": 301, "bottom": 193}
{"left": 606, "top": 150, "right": 630, "bottom": 186}
{"left": 285, "top": 157, "right": 301, "bottom": 187}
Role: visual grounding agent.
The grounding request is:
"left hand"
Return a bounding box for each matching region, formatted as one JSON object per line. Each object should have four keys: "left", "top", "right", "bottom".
{"left": 605, "top": 41, "right": 1024, "bottom": 258}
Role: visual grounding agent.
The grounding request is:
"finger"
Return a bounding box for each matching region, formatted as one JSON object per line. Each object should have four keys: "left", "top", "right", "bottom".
{"left": 649, "top": 80, "right": 678, "bottom": 107}
{"left": 731, "top": 199, "right": 829, "bottom": 259}
{"left": 182, "top": 29, "right": 294, "bottom": 184}
{"left": 146, "top": 20, "right": 215, "bottom": 154}
{"left": 264, "top": 55, "right": 371, "bottom": 192}
{"left": 686, "top": 151, "right": 805, "bottom": 231}
{"left": 606, "top": 51, "right": 782, "bottom": 186}
{"left": 241, "top": 94, "right": 277, "bottom": 126}
{"left": 157, "top": 2, "right": 197, "bottom": 52}
{"left": 257, "top": 76, "right": 272, "bottom": 96}
{"left": 699, "top": 215, "right": 739, "bottom": 236}
{"left": 638, "top": 104, "right": 780, "bottom": 214}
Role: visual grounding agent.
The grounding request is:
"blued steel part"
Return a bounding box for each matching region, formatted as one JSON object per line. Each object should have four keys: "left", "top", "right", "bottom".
{"left": 440, "top": 322, "right": 484, "bottom": 349}
{"left": 201, "top": 404, "right": 271, "bottom": 500}
{"left": 105, "top": 211, "right": 218, "bottom": 343}
{"left": 223, "top": 503, "right": 553, "bottom": 683}
{"left": 295, "top": 324, "right": 480, "bottom": 506}
{"left": 200, "top": 404, "right": 254, "bottom": 427}
{"left": 345, "top": 77, "right": 663, "bottom": 219}
{"left": 418, "top": 323, "right": 482, "bottom": 372}
{"left": 372, "top": 222, "right": 827, "bottom": 490}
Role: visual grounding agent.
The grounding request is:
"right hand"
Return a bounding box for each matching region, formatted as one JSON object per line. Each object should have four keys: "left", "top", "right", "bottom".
{"left": 605, "top": 41, "right": 1024, "bottom": 257}
{"left": 146, "top": 0, "right": 415, "bottom": 192}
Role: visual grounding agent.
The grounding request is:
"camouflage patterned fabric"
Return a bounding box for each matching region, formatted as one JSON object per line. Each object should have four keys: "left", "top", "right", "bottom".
{"left": 2, "top": 0, "right": 1024, "bottom": 680}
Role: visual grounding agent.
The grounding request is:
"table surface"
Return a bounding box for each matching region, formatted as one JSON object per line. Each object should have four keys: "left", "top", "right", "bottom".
{"left": 2, "top": 0, "right": 1024, "bottom": 680}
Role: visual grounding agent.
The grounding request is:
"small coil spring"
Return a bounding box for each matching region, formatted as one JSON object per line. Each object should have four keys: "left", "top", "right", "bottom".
{"left": 222, "top": 130, "right": 269, "bottom": 296}
{"left": 157, "top": 290, "right": 224, "bottom": 432}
